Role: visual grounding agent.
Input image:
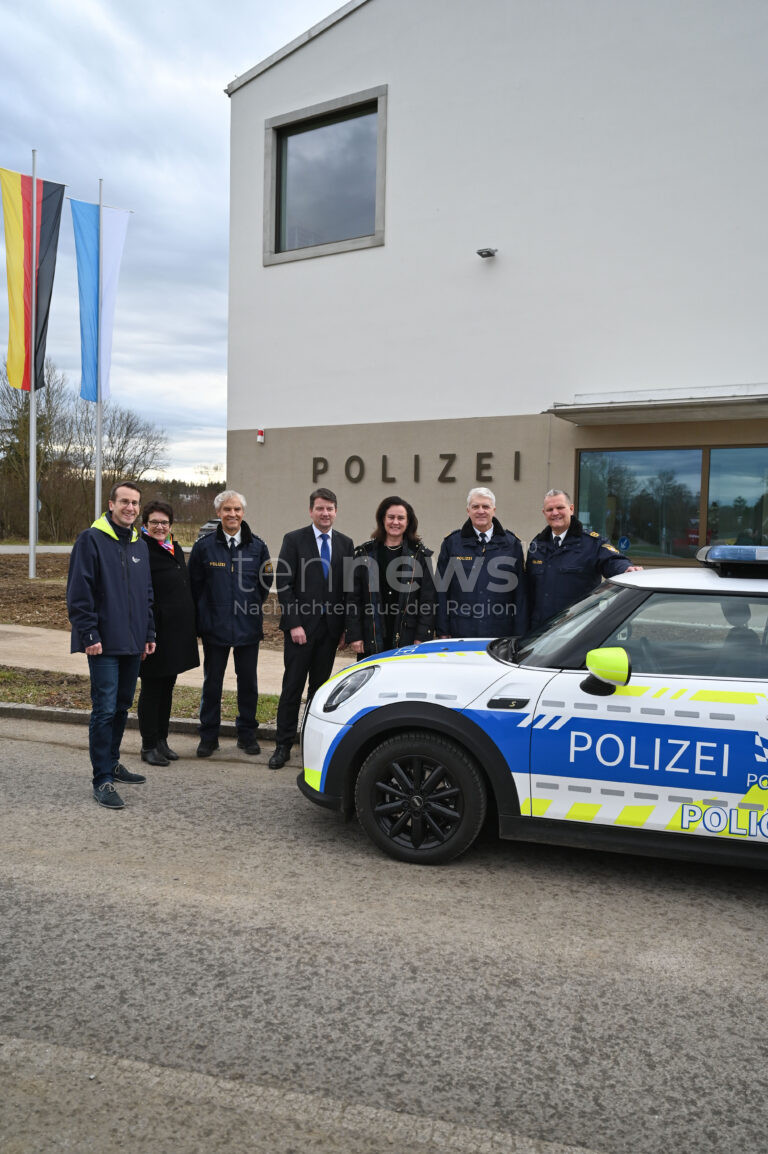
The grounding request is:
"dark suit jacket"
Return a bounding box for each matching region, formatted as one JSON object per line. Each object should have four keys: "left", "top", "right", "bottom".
{"left": 276, "top": 525, "right": 353, "bottom": 643}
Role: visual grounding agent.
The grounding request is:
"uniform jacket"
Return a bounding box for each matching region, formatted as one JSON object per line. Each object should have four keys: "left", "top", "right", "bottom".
{"left": 275, "top": 524, "right": 353, "bottom": 643}
{"left": 345, "top": 538, "right": 437, "bottom": 655}
{"left": 139, "top": 534, "right": 201, "bottom": 679}
{"left": 527, "top": 517, "right": 632, "bottom": 630}
{"left": 435, "top": 518, "right": 528, "bottom": 638}
{"left": 67, "top": 514, "right": 155, "bottom": 655}
{"left": 188, "top": 520, "right": 271, "bottom": 646}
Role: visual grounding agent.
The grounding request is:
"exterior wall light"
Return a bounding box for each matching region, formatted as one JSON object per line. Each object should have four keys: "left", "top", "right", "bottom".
{"left": 476, "top": 248, "right": 498, "bottom": 258}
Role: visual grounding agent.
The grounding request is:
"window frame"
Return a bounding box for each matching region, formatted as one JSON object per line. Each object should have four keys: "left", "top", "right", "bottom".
{"left": 263, "top": 85, "right": 387, "bottom": 266}
{"left": 575, "top": 443, "right": 768, "bottom": 565}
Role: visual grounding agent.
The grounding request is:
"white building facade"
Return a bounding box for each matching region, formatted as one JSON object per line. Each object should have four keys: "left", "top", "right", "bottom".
{"left": 227, "top": 0, "right": 768, "bottom": 560}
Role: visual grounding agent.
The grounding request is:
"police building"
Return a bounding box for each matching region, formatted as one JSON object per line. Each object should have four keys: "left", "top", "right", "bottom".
{"left": 225, "top": 0, "right": 768, "bottom": 561}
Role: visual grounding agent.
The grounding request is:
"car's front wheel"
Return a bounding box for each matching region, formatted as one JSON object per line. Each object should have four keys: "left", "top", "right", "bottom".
{"left": 354, "top": 732, "right": 487, "bottom": 864}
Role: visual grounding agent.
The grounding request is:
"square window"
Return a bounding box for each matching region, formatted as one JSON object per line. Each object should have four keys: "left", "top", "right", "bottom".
{"left": 708, "top": 447, "right": 768, "bottom": 547}
{"left": 578, "top": 448, "right": 702, "bottom": 560}
{"left": 264, "top": 87, "right": 387, "bottom": 265}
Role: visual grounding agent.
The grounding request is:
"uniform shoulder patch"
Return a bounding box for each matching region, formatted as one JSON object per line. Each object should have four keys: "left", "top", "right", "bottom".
{"left": 589, "top": 531, "right": 600, "bottom": 537}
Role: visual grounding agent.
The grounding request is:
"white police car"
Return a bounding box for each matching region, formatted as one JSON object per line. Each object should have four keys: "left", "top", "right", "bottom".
{"left": 298, "top": 546, "right": 768, "bottom": 866}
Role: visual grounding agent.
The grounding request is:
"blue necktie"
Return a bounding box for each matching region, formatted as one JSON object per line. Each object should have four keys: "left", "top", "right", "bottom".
{"left": 320, "top": 533, "right": 331, "bottom": 578}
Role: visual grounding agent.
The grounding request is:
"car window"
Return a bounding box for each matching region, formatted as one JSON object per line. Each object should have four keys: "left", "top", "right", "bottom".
{"left": 603, "top": 593, "right": 768, "bottom": 678}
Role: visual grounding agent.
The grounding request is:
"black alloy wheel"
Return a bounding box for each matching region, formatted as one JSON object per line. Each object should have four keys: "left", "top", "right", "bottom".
{"left": 355, "top": 732, "right": 487, "bottom": 864}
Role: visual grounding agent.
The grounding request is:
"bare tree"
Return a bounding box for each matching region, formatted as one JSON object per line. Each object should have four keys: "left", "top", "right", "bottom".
{"left": 0, "top": 359, "right": 170, "bottom": 540}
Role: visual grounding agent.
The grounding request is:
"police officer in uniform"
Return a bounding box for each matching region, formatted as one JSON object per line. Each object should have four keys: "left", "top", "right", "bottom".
{"left": 188, "top": 490, "right": 272, "bottom": 758}
{"left": 527, "top": 489, "right": 641, "bottom": 631}
{"left": 436, "top": 487, "right": 527, "bottom": 638}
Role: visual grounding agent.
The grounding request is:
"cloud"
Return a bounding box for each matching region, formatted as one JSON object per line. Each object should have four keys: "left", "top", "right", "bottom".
{"left": 0, "top": 0, "right": 340, "bottom": 480}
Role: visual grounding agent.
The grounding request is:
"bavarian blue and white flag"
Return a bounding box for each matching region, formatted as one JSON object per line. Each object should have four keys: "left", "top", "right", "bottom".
{"left": 71, "top": 199, "right": 129, "bottom": 402}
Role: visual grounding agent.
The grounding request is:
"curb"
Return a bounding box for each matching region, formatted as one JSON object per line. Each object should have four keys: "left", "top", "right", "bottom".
{"left": 0, "top": 702, "right": 278, "bottom": 741}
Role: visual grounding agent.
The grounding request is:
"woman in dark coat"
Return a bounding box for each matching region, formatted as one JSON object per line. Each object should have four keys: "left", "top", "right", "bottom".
{"left": 346, "top": 495, "right": 436, "bottom": 658}
{"left": 138, "top": 500, "right": 200, "bottom": 764}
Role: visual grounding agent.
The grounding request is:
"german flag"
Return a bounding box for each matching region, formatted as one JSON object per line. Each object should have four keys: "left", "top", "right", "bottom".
{"left": 0, "top": 168, "right": 64, "bottom": 391}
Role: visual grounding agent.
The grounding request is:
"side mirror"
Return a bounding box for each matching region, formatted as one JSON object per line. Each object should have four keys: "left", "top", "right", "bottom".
{"left": 580, "top": 647, "right": 632, "bottom": 696}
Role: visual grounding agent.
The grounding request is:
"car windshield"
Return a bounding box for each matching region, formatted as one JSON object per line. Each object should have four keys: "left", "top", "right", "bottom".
{"left": 490, "top": 584, "right": 627, "bottom": 667}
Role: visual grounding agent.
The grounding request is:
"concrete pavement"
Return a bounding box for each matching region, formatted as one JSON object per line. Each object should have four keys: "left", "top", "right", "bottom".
{"left": 0, "top": 623, "right": 355, "bottom": 695}
{"left": 0, "top": 544, "right": 72, "bottom": 553}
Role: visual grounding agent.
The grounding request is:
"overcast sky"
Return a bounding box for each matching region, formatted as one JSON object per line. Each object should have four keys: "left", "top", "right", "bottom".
{"left": 0, "top": 0, "right": 340, "bottom": 482}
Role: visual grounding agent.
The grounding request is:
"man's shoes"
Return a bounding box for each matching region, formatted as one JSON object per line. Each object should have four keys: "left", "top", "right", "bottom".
{"left": 268, "top": 744, "right": 292, "bottom": 770}
{"left": 196, "top": 741, "right": 219, "bottom": 758}
{"left": 157, "top": 738, "right": 179, "bottom": 761}
{"left": 141, "top": 747, "right": 170, "bottom": 767}
{"left": 237, "top": 738, "right": 261, "bottom": 756}
{"left": 93, "top": 782, "right": 125, "bottom": 809}
{"left": 113, "top": 762, "right": 147, "bottom": 784}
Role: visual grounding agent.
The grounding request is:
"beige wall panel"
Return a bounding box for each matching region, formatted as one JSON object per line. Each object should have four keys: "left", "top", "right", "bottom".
{"left": 229, "top": 413, "right": 577, "bottom": 556}
{"left": 230, "top": 413, "right": 768, "bottom": 560}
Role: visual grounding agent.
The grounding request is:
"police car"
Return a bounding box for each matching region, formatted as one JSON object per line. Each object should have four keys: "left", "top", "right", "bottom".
{"left": 297, "top": 546, "right": 768, "bottom": 866}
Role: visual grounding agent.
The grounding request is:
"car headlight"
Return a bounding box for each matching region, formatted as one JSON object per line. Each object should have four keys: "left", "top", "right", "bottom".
{"left": 323, "top": 665, "right": 378, "bottom": 712}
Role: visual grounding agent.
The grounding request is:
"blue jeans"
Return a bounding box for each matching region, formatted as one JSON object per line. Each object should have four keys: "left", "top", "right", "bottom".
{"left": 87, "top": 653, "right": 142, "bottom": 787}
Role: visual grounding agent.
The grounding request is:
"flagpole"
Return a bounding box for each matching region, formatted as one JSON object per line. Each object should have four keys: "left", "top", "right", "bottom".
{"left": 94, "top": 178, "right": 103, "bottom": 519}
{"left": 28, "top": 150, "right": 38, "bottom": 579}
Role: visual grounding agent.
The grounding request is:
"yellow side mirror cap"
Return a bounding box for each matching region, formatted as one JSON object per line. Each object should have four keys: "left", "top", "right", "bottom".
{"left": 585, "top": 646, "right": 631, "bottom": 687}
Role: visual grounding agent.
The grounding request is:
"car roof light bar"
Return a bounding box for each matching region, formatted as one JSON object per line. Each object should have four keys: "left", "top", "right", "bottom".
{"left": 697, "top": 544, "right": 768, "bottom": 575}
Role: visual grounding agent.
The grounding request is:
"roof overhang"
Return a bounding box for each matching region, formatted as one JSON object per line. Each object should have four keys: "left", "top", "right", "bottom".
{"left": 547, "top": 386, "right": 768, "bottom": 426}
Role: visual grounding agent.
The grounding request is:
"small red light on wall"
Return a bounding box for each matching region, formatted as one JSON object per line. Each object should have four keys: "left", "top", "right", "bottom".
{"left": 257, "top": 429, "right": 265, "bottom": 444}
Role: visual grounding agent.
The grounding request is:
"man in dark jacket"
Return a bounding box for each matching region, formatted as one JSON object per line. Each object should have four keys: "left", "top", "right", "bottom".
{"left": 435, "top": 487, "right": 527, "bottom": 638}
{"left": 527, "top": 489, "right": 640, "bottom": 630}
{"left": 188, "top": 490, "right": 271, "bottom": 758}
{"left": 269, "top": 488, "right": 353, "bottom": 769}
{"left": 67, "top": 480, "right": 156, "bottom": 809}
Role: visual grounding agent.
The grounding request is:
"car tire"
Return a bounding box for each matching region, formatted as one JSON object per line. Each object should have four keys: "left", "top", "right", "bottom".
{"left": 354, "top": 732, "right": 487, "bottom": 864}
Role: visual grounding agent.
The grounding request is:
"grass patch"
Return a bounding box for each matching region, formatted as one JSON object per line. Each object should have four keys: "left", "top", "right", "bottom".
{"left": 0, "top": 666, "right": 278, "bottom": 723}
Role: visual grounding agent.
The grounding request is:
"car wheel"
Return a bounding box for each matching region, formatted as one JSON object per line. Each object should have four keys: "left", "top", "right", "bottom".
{"left": 354, "top": 732, "right": 487, "bottom": 864}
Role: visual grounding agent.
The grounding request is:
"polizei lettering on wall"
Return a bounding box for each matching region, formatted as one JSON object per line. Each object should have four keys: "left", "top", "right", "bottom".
{"left": 311, "top": 451, "right": 521, "bottom": 485}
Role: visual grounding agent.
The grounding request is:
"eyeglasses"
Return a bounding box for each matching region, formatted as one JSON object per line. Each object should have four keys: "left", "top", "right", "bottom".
{"left": 147, "top": 520, "right": 170, "bottom": 528}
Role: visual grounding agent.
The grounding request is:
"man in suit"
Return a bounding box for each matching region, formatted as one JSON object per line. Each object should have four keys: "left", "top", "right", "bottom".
{"left": 269, "top": 488, "right": 354, "bottom": 769}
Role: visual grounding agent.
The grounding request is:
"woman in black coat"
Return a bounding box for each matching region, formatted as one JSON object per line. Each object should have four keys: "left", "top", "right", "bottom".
{"left": 138, "top": 500, "right": 200, "bottom": 764}
{"left": 346, "top": 495, "right": 436, "bottom": 658}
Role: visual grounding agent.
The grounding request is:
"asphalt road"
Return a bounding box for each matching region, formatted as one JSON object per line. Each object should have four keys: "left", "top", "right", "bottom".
{"left": 1, "top": 717, "right": 766, "bottom": 1154}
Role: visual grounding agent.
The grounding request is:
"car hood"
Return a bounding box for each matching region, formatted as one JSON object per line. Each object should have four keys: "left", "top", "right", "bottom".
{"left": 310, "top": 638, "right": 532, "bottom": 722}
{"left": 356, "top": 637, "right": 498, "bottom": 665}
